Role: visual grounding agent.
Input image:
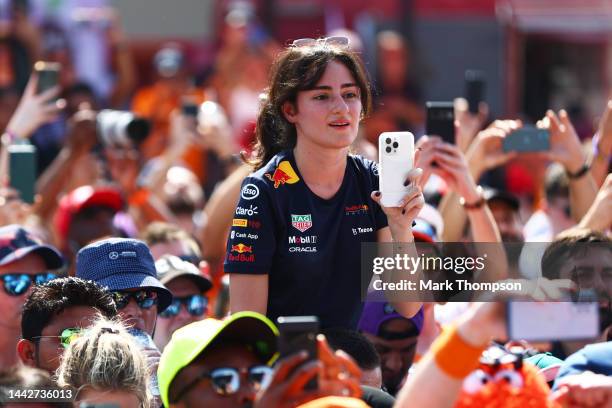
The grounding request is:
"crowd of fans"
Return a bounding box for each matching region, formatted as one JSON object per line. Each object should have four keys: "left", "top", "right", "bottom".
{"left": 0, "top": 1, "right": 611, "bottom": 407}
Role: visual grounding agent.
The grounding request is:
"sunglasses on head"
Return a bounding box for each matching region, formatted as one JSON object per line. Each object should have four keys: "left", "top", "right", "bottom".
{"left": 0, "top": 272, "right": 58, "bottom": 296}
{"left": 31, "top": 327, "right": 83, "bottom": 349}
{"left": 159, "top": 294, "right": 207, "bottom": 318}
{"left": 291, "top": 36, "right": 349, "bottom": 49}
{"left": 173, "top": 365, "right": 273, "bottom": 402}
{"left": 111, "top": 290, "right": 158, "bottom": 310}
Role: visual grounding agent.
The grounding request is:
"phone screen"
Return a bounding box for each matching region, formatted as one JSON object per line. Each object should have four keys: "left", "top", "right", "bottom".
{"left": 465, "top": 70, "right": 485, "bottom": 114}
{"left": 426, "top": 102, "right": 455, "bottom": 144}
{"left": 277, "top": 316, "right": 319, "bottom": 390}
{"left": 502, "top": 128, "right": 550, "bottom": 152}
{"left": 8, "top": 143, "right": 37, "bottom": 204}
{"left": 34, "top": 61, "right": 60, "bottom": 95}
{"left": 507, "top": 301, "right": 599, "bottom": 342}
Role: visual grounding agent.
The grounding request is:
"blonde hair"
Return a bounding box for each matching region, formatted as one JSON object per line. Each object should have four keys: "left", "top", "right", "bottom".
{"left": 56, "top": 316, "right": 152, "bottom": 408}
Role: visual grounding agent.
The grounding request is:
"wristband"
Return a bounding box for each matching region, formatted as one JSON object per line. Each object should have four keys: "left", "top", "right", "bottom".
{"left": 459, "top": 186, "right": 485, "bottom": 210}
{"left": 565, "top": 161, "right": 590, "bottom": 180}
{"left": 430, "top": 324, "right": 486, "bottom": 379}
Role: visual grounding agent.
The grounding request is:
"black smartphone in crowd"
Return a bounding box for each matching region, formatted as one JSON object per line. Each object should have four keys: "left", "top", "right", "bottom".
{"left": 181, "top": 98, "right": 199, "bottom": 118}
{"left": 465, "top": 70, "right": 485, "bottom": 114}
{"left": 277, "top": 316, "right": 319, "bottom": 390}
{"left": 33, "top": 61, "right": 60, "bottom": 95}
{"left": 425, "top": 101, "right": 455, "bottom": 144}
{"left": 8, "top": 143, "right": 37, "bottom": 204}
{"left": 502, "top": 127, "right": 550, "bottom": 152}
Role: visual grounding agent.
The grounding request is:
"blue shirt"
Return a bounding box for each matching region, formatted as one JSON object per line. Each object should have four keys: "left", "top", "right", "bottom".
{"left": 224, "top": 150, "right": 388, "bottom": 329}
{"left": 552, "top": 341, "right": 612, "bottom": 390}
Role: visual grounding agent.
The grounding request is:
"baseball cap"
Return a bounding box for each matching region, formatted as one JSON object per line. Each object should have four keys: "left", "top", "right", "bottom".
{"left": 155, "top": 255, "right": 212, "bottom": 293}
{"left": 483, "top": 188, "right": 519, "bottom": 211}
{"left": 54, "top": 185, "right": 124, "bottom": 244}
{"left": 0, "top": 225, "right": 64, "bottom": 269}
{"left": 358, "top": 302, "right": 424, "bottom": 339}
{"left": 158, "top": 311, "right": 278, "bottom": 408}
{"left": 75, "top": 238, "right": 172, "bottom": 311}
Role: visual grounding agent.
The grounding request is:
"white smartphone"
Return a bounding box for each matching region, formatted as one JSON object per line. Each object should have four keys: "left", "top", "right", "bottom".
{"left": 507, "top": 301, "right": 599, "bottom": 342}
{"left": 378, "top": 132, "right": 414, "bottom": 207}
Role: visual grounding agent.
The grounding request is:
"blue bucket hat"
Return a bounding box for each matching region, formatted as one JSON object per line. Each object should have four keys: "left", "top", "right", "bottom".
{"left": 75, "top": 238, "right": 172, "bottom": 311}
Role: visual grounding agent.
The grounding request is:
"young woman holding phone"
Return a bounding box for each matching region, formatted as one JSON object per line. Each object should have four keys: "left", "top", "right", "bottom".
{"left": 224, "top": 37, "right": 423, "bottom": 329}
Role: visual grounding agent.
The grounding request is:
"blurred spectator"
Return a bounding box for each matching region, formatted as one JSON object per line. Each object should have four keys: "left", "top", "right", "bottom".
{"left": 142, "top": 221, "right": 201, "bottom": 262}
{"left": 523, "top": 164, "right": 575, "bottom": 242}
{"left": 364, "top": 30, "right": 424, "bottom": 143}
{"left": 0, "top": 224, "right": 63, "bottom": 368}
{"left": 322, "top": 327, "right": 383, "bottom": 389}
{"left": 0, "top": 365, "right": 71, "bottom": 408}
{"left": 57, "top": 316, "right": 151, "bottom": 408}
{"left": 132, "top": 43, "right": 205, "bottom": 161}
{"left": 552, "top": 341, "right": 612, "bottom": 391}
{"left": 483, "top": 188, "right": 523, "bottom": 243}
{"left": 53, "top": 184, "right": 124, "bottom": 269}
{"left": 154, "top": 254, "right": 212, "bottom": 350}
{"left": 358, "top": 303, "right": 424, "bottom": 395}
{"left": 161, "top": 166, "right": 205, "bottom": 235}
{"left": 17, "top": 276, "right": 116, "bottom": 374}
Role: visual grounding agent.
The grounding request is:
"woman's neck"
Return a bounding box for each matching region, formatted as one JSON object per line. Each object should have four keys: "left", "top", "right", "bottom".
{"left": 293, "top": 139, "right": 348, "bottom": 199}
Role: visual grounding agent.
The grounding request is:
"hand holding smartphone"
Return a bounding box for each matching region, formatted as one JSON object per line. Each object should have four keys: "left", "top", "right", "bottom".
{"left": 425, "top": 102, "right": 455, "bottom": 144}
{"left": 8, "top": 143, "right": 37, "bottom": 204}
{"left": 502, "top": 127, "right": 550, "bottom": 153}
{"left": 378, "top": 132, "right": 414, "bottom": 207}
{"left": 33, "top": 61, "right": 60, "bottom": 99}
{"left": 277, "top": 316, "right": 319, "bottom": 390}
{"left": 465, "top": 70, "right": 485, "bottom": 114}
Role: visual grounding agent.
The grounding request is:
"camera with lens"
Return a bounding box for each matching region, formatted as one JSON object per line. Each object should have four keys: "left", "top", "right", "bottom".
{"left": 96, "top": 110, "right": 151, "bottom": 148}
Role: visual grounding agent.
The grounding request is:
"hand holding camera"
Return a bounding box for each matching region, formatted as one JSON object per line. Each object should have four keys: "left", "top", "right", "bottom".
{"left": 466, "top": 120, "right": 521, "bottom": 179}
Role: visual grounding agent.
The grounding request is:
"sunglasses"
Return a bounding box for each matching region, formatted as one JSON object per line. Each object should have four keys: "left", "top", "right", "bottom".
{"left": 159, "top": 294, "right": 207, "bottom": 318}
{"left": 31, "top": 327, "right": 83, "bottom": 349}
{"left": 291, "top": 36, "right": 349, "bottom": 49}
{"left": 111, "top": 290, "right": 158, "bottom": 310}
{"left": 173, "top": 365, "right": 273, "bottom": 402}
{"left": 0, "top": 272, "right": 58, "bottom": 296}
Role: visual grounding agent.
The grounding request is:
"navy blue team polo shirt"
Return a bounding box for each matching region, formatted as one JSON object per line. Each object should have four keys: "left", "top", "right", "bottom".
{"left": 224, "top": 150, "right": 388, "bottom": 329}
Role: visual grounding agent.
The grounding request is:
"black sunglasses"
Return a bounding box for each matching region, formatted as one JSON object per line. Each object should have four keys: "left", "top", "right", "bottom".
{"left": 159, "top": 294, "right": 207, "bottom": 318}
{"left": 0, "top": 272, "right": 58, "bottom": 296}
{"left": 111, "top": 290, "right": 158, "bottom": 310}
{"left": 173, "top": 365, "right": 273, "bottom": 402}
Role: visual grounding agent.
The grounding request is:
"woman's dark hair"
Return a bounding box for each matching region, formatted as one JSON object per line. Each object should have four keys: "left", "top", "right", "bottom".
{"left": 250, "top": 42, "right": 372, "bottom": 169}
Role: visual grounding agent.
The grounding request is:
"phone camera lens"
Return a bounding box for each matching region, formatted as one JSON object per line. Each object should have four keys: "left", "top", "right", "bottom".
{"left": 385, "top": 146, "right": 392, "bottom": 154}
{"left": 393, "top": 142, "right": 399, "bottom": 148}
{"left": 385, "top": 138, "right": 391, "bottom": 145}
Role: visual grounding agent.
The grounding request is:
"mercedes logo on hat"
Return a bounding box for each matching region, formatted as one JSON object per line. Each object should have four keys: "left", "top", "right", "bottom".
{"left": 109, "top": 252, "right": 119, "bottom": 260}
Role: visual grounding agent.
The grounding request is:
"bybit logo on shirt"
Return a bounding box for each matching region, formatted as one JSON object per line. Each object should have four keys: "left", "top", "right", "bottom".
{"left": 345, "top": 204, "right": 369, "bottom": 215}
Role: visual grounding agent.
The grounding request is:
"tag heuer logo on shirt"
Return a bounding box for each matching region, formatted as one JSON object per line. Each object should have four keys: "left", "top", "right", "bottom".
{"left": 291, "top": 214, "right": 312, "bottom": 232}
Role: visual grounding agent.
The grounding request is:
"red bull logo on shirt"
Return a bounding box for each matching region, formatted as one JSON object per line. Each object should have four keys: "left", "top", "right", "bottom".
{"left": 291, "top": 214, "right": 312, "bottom": 232}
{"left": 229, "top": 243, "right": 255, "bottom": 262}
{"left": 265, "top": 161, "right": 300, "bottom": 188}
{"left": 345, "top": 204, "right": 369, "bottom": 215}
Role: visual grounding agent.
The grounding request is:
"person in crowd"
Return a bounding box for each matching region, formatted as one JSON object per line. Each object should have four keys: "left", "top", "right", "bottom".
{"left": 323, "top": 327, "right": 383, "bottom": 388}
{"left": 158, "top": 311, "right": 362, "bottom": 408}
{"left": 579, "top": 173, "right": 612, "bottom": 233}
{"left": 142, "top": 222, "right": 203, "bottom": 263}
{"left": 17, "top": 276, "right": 117, "bottom": 374}
{"left": 0, "top": 365, "right": 72, "bottom": 408}
{"left": 0, "top": 225, "right": 63, "bottom": 368}
{"left": 523, "top": 163, "right": 575, "bottom": 242}
{"left": 57, "top": 316, "right": 151, "bottom": 408}
{"left": 75, "top": 237, "right": 172, "bottom": 400}
{"left": 358, "top": 302, "right": 424, "bottom": 395}
{"left": 225, "top": 36, "right": 423, "bottom": 329}
{"left": 154, "top": 254, "right": 212, "bottom": 350}
{"left": 53, "top": 184, "right": 124, "bottom": 269}
{"left": 75, "top": 237, "right": 172, "bottom": 335}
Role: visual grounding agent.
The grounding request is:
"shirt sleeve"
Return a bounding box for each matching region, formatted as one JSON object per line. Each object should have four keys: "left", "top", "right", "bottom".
{"left": 369, "top": 160, "right": 388, "bottom": 230}
{"left": 223, "top": 177, "right": 276, "bottom": 275}
{"left": 551, "top": 348, "right": 590, "bottom": 391}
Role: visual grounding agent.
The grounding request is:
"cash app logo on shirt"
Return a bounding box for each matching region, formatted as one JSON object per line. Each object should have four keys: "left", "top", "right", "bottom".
{"left": 291, "top": 214, "right": 312, "bottom": 232}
